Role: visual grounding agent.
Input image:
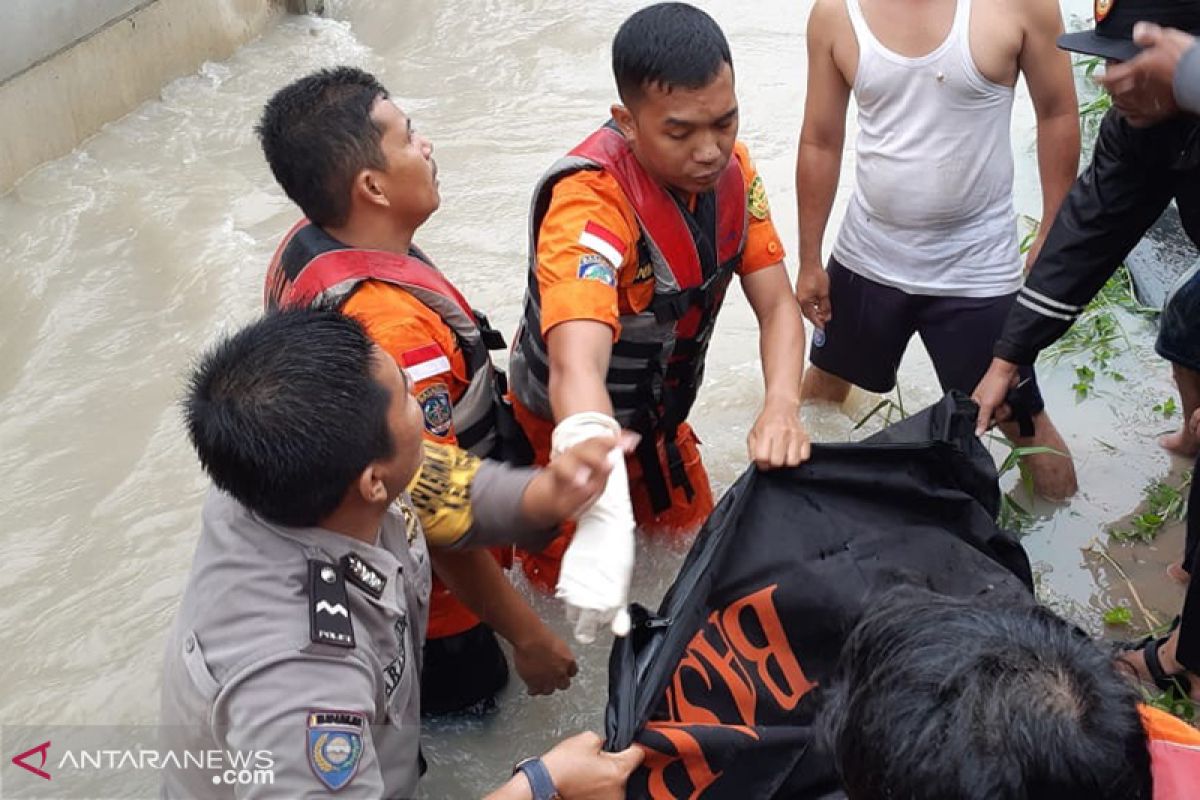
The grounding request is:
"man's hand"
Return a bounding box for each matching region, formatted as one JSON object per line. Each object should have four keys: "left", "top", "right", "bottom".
{"left": 795, "top": 264, "right": 832, "bottom": 328}
{"left": 542, "top": 733, "right": 645, "bottom": 800}
{"left": 511, "top": 624, "right": 578, "bottom": 695}
{"left": 484, "top": 732, "right": 643, "bottom": 800}
{"left": 748, "top": 398, "right": 812, "bottom": 468}
{"left": 972, "top": 358, "right": 1020, "bottom": 435}
{"left": 521, "top": 435, "right": 633, "bottom": 528}
{"left": 1098, "top": 24, "right": 1194, "bottom": 127}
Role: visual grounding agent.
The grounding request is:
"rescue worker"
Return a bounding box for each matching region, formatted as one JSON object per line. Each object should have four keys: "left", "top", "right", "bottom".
{"left": 160, "top": 308, "right": 644, "bottom": 798}
{"left": 971, "top": 0, "right": 1200, "bottom": 702}
{"left": 256, "top": 67, "right": 573, "bottom": 715}
{"left": 794, "top": 0, "right": 1081, "bottom": 500}
{"left": 507, "top": 3, "right": 811, "bottom": 641}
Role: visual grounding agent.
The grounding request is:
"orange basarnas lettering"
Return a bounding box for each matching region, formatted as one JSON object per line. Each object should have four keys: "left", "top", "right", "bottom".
{"left": 642, "top": 722, "right": 757, "bottom": 800}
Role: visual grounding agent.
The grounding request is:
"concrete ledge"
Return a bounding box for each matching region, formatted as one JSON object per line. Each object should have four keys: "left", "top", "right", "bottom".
{"left": 0, "top": 0, "right": 287, "bottom": 194}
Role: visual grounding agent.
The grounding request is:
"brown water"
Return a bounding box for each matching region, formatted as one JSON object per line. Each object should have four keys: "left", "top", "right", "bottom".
{"left": 0, "top": 0, "right": 1191, "bottom": 795}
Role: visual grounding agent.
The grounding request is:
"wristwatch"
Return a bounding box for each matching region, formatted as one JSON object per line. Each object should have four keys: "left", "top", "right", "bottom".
{"left": 513, "top": 756, "right": 562, "bottom": 800}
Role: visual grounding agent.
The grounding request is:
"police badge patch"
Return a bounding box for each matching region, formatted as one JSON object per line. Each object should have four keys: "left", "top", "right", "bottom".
{"left": 307, "top": 710, "right": 365, "bottom": 791}
{"left": 747, "top": 175, "right": 770, "bottom": 220}
{"left": 417, "top": 383, "right": 453, "bottom": 437}
{"left": 1094, "top": 0, "right": 1113, "bottom": 22}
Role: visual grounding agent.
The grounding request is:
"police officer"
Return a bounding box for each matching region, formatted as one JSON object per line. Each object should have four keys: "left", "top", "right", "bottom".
{"left": 160, "top": 309, "right": 642, "bottom": 798}
{"left": 973, "top": 0, "right": 1200, "bottom": 702}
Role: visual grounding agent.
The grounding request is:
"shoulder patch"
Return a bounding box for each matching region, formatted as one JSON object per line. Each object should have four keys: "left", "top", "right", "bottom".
{"left": 308, "top": 561, "right": 355, "bottom": 649}
{"left": 577, "top": 253, "right": 617, "bottom": 287}
{"left": 747, "top": 175, "right": 770, "bottom": 220}
{"left": 307, "top": 710, "right": 365, "bottom": 791}
{"left": 417, "top": 382, "right": 453, "bottom": 437}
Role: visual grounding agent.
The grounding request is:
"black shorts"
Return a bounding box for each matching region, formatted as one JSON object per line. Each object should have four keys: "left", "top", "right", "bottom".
{"left": 1156, "top": 261, "right": 1200, "bottom": 373}
{"left": 420, "top": 623, "right": 510, "bottom": 716}
{"left": 810, "top": 258, "right": 1044, "bottom": 414}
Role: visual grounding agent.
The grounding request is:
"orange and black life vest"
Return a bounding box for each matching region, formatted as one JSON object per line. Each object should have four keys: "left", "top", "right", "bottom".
{"left": 509, "top": 123, "right": 749, "bottom": 512}
{"left": 265, "top": 220, "right": 524, "bottom": 460}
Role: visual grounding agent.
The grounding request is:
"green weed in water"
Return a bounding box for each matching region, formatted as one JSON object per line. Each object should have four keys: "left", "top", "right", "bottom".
{"left": 1154, "top": 397, "right": 1179, "bottom": 419}
{"left": 1110, "top": 475, "right": 1191, "bottom": 544}
{"left": 1103, "top": 606, "right": 1134, "bottom": 626}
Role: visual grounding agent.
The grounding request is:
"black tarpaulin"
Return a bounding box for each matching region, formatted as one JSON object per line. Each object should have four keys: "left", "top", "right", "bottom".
{"left": 605, "top": 394, "right": 1036, "bottom": 800}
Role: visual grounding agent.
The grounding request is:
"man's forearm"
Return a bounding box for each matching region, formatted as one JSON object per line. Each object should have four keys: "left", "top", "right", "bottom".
{"left": 995, "top": 112, "right": 1173, "bottom": 364}
{"left": 1034, "top": 110, "right": 1081, "bottom": 233}
{"left": 795, "top": 140, "right": 843, "bottom": 269}
{"left": 758, "top": 293, "right": 805, "bottom": 407}
{"left": 546, "top": 320, "right": 616, "bottom": 422}
{"left": 429, "top": 549, "right": 549, "bottom": 650}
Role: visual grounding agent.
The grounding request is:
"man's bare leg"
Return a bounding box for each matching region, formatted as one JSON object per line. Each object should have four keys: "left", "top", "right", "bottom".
{"left": 1159, "top": 364, "right": 1200, "bottom": 458}
{"left": 802, "top": 364, "right": 853, "bottom": 404}
{"left": 998, "top": 410, "right": 1078, "bottom": 501}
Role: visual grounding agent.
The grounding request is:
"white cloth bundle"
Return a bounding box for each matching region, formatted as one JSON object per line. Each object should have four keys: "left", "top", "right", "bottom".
{"left": 551, "top": 412, "right": 635, "bottom": 643}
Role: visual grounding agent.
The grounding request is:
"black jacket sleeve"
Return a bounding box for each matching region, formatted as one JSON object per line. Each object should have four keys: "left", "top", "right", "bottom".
{"left": 994, "top": 110, "right": 1176, "bottom": 365}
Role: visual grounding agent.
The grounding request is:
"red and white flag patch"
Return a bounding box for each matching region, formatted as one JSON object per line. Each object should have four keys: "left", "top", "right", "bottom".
{"left": 578, "top": 221, "right": 627, "bottom": 269}
{"left": 400, "top": 344, "right": 451, "bottom": 383}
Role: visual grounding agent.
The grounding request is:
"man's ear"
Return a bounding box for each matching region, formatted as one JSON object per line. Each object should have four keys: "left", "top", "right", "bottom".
{"left": 356, "top": 463, "right": 389, "bottom": 505}
{"left": 354, "top": 168, "right": 390, "bottom": 210}
{"left": 612, "top": 103, "right": 636, "bottom": 142}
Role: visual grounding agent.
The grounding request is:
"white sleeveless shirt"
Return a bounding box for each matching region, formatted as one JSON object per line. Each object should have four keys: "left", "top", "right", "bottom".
{"left": 831, "top": 0, "right": 1022, "bottom": 297}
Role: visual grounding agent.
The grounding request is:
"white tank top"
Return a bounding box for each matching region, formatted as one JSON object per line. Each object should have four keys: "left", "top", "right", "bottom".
{"left": 832, "top": 0, "right": 1022, "bottom": 297}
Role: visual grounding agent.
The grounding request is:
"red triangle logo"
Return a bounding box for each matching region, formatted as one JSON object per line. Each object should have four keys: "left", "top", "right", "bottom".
{"left": 11, "top": 740, "right": 51, "bottom": 780}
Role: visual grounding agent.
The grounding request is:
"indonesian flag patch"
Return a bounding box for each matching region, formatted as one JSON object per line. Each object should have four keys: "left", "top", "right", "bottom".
{"left": 578, "top": 221, "right": 627, "bottom": 269}
{"left": 400, "top": 344, "right": 451, "bottom": 383}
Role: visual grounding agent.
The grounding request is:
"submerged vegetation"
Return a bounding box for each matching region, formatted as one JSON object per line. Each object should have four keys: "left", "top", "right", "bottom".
{"left": 1109, "top": 472, "right": 1191, "bottom": 545}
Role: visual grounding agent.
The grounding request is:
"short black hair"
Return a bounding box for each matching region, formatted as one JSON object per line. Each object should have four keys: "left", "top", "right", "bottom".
{"left": 184, "top": 309, "right": 394, "bottom": 527}
{"left": 612, "top": 3, "right": 733, "bottom": 105}
{"left": 821, "top": 588, "right": 1153, "bottom": 800}
{"left": 256, "top": 67, "right": 389, "bottom": 227}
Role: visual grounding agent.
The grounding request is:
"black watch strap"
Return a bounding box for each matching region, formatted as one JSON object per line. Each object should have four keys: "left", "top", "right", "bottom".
{"left": 514, "top": 756, "right": 560, "bottom": 800}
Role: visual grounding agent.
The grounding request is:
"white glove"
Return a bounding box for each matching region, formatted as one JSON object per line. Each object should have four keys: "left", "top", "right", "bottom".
{"left": 552, "top": 412, "right": 635, "bottom": 644}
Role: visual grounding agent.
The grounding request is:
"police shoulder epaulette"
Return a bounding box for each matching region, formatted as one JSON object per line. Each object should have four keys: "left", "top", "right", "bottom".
{"left": 340, "top": 553, "right": 386, "bottom": 599}
{"left": 308, "top": 560, "right": 355, "bottom": 649}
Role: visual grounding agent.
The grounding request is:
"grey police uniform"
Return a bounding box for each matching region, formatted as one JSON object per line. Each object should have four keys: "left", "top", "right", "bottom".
{"left": 160, "top": 454, "right": 540, "bottom": 799}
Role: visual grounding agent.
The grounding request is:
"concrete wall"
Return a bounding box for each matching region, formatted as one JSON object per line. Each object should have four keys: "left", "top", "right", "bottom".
{"left": 0, "top": 0, "right": 291, "bottom": 194}
{"left": 1, "top": 0, "right": 150, "bottom": 83}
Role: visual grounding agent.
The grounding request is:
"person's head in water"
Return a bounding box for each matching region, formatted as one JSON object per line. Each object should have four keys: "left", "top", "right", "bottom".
{"left": 184, "top": 308, "right": 426, "bottom": 528}
{"left": 821, "top": 587, "right": 1152, "bottom": 800}
{"left": 610, "top": 3, "right": 737, "bottom": 196}
{"left": 256, "top": 66, "right": 439, "bottom": 233}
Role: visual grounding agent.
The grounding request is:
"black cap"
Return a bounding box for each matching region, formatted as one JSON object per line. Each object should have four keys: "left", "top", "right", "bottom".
{"left": 1058, "top": 0, "right": 1200, "bottom": 61}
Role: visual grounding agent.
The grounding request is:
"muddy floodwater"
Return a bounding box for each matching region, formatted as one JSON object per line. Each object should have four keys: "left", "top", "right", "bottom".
{"left": 0, "top": 0, "right": 1192, "bottom": 796}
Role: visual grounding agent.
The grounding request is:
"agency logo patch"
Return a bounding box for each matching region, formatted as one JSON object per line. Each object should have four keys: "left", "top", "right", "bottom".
{"left": 307, "top": 711, "right": 365, "bottom": 792}
{"left": 417, "top": 383, "right": 453, "bottom": 437}
{"left": 577, "top": 254, "right": 617, "bottom": 287}
{"left": 747, "top": 175, "right": 770, "bottom": 220}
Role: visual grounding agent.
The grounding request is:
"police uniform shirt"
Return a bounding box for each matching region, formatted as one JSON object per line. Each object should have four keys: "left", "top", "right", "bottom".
{"left": 160, "top": 445, "right": 550, "bottom": 797}
{"left": 160, "top": 488, "right": 429, "bottom": 799}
